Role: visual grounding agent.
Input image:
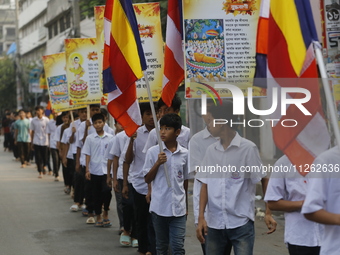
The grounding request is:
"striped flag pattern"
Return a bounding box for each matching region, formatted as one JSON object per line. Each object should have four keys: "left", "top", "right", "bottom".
{"left": 255, "top": 0, "right": 330, "bottom": 175}
{"left": 161, "top": 0, "right": 184, "bottom": 107}
{"left": 103, "top": 0, "right": 147, "bottom": 136}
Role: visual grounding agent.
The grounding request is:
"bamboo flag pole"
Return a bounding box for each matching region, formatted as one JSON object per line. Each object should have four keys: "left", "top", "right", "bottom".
{"left": 314, "top": 44, "right": 340, "bottom": 150}
{"left": 143, "top": 71, "right": 171, "bottom": 188}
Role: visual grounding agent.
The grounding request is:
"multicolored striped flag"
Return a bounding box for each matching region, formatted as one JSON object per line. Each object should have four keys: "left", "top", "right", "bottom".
{"left": 255, "top": 0, "right": 330, "bottom": 175}
{"left": 161, "top": 0, "right": 184, "bottom": 107}
{"left": 103, "top": 0, "right": 147, "bottom": 136}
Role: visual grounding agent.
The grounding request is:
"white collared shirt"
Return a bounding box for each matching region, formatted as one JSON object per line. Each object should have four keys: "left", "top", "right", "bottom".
{"left": 82, "top": 131, "right": 113, "bottom": 175}
{"left": 129, "top": 125, "right": 151, "bottom": 195}
{"left": 46, "top": 119, "right": 57, "bottom": 149}
{"left": 301, "top": 146, "right": 340, "bottom": 255}
{"left": 77, "top": 120, "right": 114, "bottom": 166}
{"left": 30, "top": 116, "right": 49, "bottom": 146}
{"left": 108, "top": 131, "right": 129, "bottom": 180}
{"left": 142, "top": 124, "right": 190, "bottom": 153}
{"left": 143, "top": 142, "right": 189, "bottom": 217}
{"left": 65, "top": 119, "right": 82, "bottom": 155}
{"left": 189, "top": 127, "right": 219, "bottom": 224}
{"left": 61, "top": 129, "right": 74, "bottom": 160}
{"left": 198, "top": 132, "right": 265, "bottom": 229}
{"left": 264, "top": 155, "right": 323, "bottom": 247}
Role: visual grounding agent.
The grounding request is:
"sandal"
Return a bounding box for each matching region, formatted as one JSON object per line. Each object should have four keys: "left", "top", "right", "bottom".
{"left": 82, "top": 209, "right": 89, "bottom": 217}
{"left": 120, "top": 233, "right": 131, "bottom": 246}
{"left": 103, "top": 219, "right": 112, "bottom": 228}
{"left": 132, "top": 239, "right": 138, "bottom": 248}
{"left": 94, "top": 221, "right": 103, "bottom": 227}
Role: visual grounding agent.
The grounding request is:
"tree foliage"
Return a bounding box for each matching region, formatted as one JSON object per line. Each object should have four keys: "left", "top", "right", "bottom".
{"left": 0, "top": 57, "right": 16, "bottom": 111}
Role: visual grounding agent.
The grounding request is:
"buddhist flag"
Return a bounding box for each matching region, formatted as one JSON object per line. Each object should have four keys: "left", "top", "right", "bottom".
{"left": 255, "top": 0, "right": 330, "bottom": 175}
{"left": 103, "top": 0, "right": 147, "bottom": 136}
{"left": 161, "top": 0, "right": 184, "bottom": 107}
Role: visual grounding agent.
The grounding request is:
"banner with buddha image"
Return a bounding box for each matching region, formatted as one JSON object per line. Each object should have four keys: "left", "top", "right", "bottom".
{"left": 183, "top": 0, "right": 265, "bottom": 98}
{"left": 42, "top": 52, "right": 86, "bottom": 112}
{"left": 65, "top": 38, "right": 101, "bottom": 105}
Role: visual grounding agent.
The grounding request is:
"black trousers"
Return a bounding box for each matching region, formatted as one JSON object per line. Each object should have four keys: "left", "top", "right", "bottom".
{"left": 74, "top": 165, "right": 85, "bottom": 204}
{"left": 50, "top": 148, "right": 60, "bottom": 177}
{"left": 133, "top": 186, "right": 156, "bottom": 254}
{"left": 17, "top": 142, "right": 30, "bottom": 164}
{"left": 90, "top": 174, "right": 112, "bottom": 216}
{"left": 288, "top": 244, "right": 320, "bottom": 255}
{"left": 34, "top": 145, "right": 48, "bottom": 173}
{"left": 121, "top": 182, "right": 137, "bottom": 239}
{"left": 65, "top": 158, "right": 75, "bottom": 187}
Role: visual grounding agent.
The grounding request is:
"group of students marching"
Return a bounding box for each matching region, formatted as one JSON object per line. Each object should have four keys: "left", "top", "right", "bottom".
{"left": 6, "top": 94, "right": 340, "bottom": 255}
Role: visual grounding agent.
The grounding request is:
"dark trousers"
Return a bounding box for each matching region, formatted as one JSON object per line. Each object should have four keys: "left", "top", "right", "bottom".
{"left": 115, "top": 179, "right": 124, "bottom": 228}
{"left": 122, "top": 182, "right": 137, "bottom": 239}
{"left": 133, "top": 187, "right": 156, "bottom": 254}
{"left": 34, "top": 145, "right": 48, "bottom": 173}
{"left": 74, "top": 165, "right": 85, "bottom": 204}
{"left": 65, "top": 158, "right": 75, "bottom": 187}
{"left": 91, "top": 174, "right": 112, "bottom": 216}
{"left": 4, "top": 133, "right": 11, "bottom": 149}
{"left": 46, "top": 148, "right": 52, "bottom": 172}
{"left": 84, "top": 166, "right": 94, "bottom": 214}
{"left": 17, "top": 142, "right": 30, "bottom": 164}
{"left": 50, "top": 148, "right": 60, "bottom": 177}
{"left": 288, "top": 244, "right": 320, "bottom": 255}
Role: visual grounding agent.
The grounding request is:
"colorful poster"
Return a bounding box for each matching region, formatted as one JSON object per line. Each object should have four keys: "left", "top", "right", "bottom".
{"left": 42, "top": 52, "right": 86, "bottom": 112}
{"left": 94, "top": 5, "right": 108, "bottom": 105}
{"left": 134, "top": 2, "right": 164, "bottom": 102}
{"left": 65, "top": 38, "right": 101, "bottom": 105}
{"left": 183, "top": 0, "right": 265, "bottom": 98}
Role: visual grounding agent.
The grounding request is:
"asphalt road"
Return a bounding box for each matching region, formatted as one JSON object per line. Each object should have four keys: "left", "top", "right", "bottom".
{"left": 0, "top": 139, "right": 288, "bottom": 255}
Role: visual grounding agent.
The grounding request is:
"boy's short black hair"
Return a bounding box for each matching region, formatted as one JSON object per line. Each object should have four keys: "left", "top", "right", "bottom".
{"left": 35, "top": 105, "right": 44, "bottom": 111}
{"left": 61, "top": 111, "right": 69, "bottom": 117}
{"left": 18, "top": 109, "right": 25, "bottom": 114}
{"left": 100, "top": 108, "right": 108, "bottom": 117}
{"left": 159, "top": 113, "right": 182, "bottom": 131}
{"left": 72, "top": 112, "right": 79, "bottom": 119}
{"left": 208, "top": 100, "right": 238, "bottom": 130}
{"left": 139, "top": 102, "right": 154, "bottom": 116}
{"left": 157, "top": 94, "right": 181, "bottom": 112}
{"left": 77, "top": 107, "right": 87, "bottom": 112}
{"left": 92, "top": 113, "right": 105, "bottom": 123}
{"left": 90, "top": 104, "right": 101, "bottom": 109}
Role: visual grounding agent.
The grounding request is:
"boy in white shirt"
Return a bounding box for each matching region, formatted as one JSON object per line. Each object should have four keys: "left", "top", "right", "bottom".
{"left": 30, "top": 106, "right": 50, "bottom": 178}
{"left": 265, "top": 155, "right": 322, "bottom": 255}
{"left": 196, "top": 101, "right": 276, "bottom": 255}
{"left": 143, "top": 94, "right": 190, "bottom": 152}
{"left": 302, "top": 146, "right": 340, "bottom": 255}
{"left": 144, "top": 113, "right": 189, "bottom": 255}
{"left": 82, "top": 113, "right": 113, "bottom": 227}
{"left": 46, "top": 111, "right": 60, "bottom": 181}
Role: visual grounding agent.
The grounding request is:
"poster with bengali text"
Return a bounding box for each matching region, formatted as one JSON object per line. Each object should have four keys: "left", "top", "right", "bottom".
{"left": 134, "top": 2, "right": 164, "bottom": 102}
{"left": 42, "top": 52, "right": 86, "bottom": 112}
{"left": 183, "top": 0, "right": 265, "bottom": 98}
{"left": 65, "top": 38, "right": 101, "bottom": 105}
{"left": 94, "top": 5, "right": 108, "bottom": 105}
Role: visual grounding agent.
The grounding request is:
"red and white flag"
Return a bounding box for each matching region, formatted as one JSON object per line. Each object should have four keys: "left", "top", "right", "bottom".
{"left": 161, "top": 0, "right": 184, "bottom": 107}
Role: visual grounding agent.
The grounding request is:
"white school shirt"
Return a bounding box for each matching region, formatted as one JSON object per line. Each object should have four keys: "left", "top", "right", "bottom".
{"left": 65, "top": 119, "right": 82, "bottom": 155}
{"left": 197, "top": 132, "right": 266, "bottom": 229}
{"left": 82, "top": 131, "right": 113, "bottom": 176}
{"left": 143, "top": 142, "right": 189, "bottom": 217}
{"left": 54, "top": 124, "right": 62, "bottom": 144}
{"left": 108, "top": 131, "right": 129, "bottom": 180}
{"left": 264, "top": 155, "right": 323, "bottom": 247}
{"left": 61, "top": 129, "right": 74, "bottom": 160}
{"left": 188, "top": 127, "right": 219, "bottom": 224}
{"left": 142, "top": 124, "right": 190, "bottom": 153}
{"left": 301, "top": 146, "right": 340, "bottom": 255}
{"left": 105, "top": 136, "right": 117, "bottom": 174}
{"left": 129, "top": 125, "right": 151, "bottom": 195}
{"left": 30, "top": 116, "right": 49, "bottom": 146}
{"left": 77, "top": 120, "right": 115, "bottom": 167}
{"left": 46, "top": 119, "right": 57, "bottom": 149}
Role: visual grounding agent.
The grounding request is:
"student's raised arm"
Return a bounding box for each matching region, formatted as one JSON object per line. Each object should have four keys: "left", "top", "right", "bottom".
{"left": 144, "top": 151, "right": 166, "bottom": 184}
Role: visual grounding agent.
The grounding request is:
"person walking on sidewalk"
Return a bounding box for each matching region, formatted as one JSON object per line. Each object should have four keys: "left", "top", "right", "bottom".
{"left": 14, "top": 109, "right": 31, "bottom": 168}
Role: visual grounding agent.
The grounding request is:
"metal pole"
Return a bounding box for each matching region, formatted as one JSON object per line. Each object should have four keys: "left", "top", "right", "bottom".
{"left": 15, "top": 0, "right": 22, "bottom": 110}
{"left": 72, "top": 0, "right": 81, "bottom": 38}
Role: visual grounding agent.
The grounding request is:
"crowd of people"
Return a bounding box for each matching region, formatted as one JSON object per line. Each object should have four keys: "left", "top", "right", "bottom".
{"left": 1, "top": 94, "right": 339, "bottom": 255}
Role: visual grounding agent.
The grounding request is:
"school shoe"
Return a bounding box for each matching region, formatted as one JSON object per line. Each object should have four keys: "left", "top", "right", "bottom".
{"left": 70, "top": 204, "right": 80, "bottom": 212}
{"left": 86, "top": 217, "right": 95, "bottom": 224}
{"left": 54, "top": 177, "right": 59, "bottom": 182}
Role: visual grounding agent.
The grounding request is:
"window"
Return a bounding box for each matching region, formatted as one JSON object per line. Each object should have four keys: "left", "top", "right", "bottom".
{"left": 6, "top": 27, "right": 15, "bottom": 36}
{"left": 48, "top": 26, "right": 53, "bottom": 39}
{"left": 59, "top": 17, "right": 65, "bottom": 33}
{"left": 53, "top": 22, "right": 58, "bottom": 36}
{"left": 66, "top": 14, "right": 71, "bottom": 29}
